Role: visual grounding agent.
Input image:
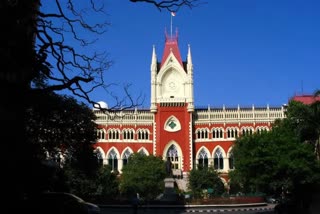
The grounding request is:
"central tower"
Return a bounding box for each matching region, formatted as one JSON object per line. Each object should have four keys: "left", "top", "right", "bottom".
{"left": 150, "top": 32, "right": 194, "bottom": 174}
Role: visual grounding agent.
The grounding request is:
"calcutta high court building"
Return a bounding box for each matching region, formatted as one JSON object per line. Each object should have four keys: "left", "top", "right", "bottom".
{"left": 93, "top": 32, "right": 289, "bottom": 190}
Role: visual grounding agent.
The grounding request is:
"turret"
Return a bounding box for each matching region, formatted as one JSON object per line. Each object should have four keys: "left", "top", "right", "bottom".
{"left": 150, "top": 45, "right": 157, "bottom": 112}
{"left": 186, "top": 44, "right": 194, "bottom": 112}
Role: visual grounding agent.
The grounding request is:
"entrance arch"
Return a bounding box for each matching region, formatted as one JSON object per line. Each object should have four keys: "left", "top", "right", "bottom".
{"left": 162, "top": 141, "right": 183, "bottom": 170}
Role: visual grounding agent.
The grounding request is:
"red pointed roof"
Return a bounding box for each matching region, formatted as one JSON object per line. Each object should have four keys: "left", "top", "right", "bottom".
{"left": 291, "top": 95, "right": 320, "bottom": 105}
{"left": 160, "top": 33, "right": 183, "bottom": 68}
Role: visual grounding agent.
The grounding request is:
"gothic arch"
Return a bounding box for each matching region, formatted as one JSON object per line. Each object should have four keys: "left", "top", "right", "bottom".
{"left": 157, "top": 54, "right": 186, "bottom": 82}
{"left": 196, "top": 146, "right": 211, "bottom": 159}
{"left": 212, "top": 146, "right": 227, "bottom": 158}
{"left": 106, "top": 147, "right": 120, "bottom": 172}
{"left": 196, "top": 146, "right": 210, "bottom": 169}
{"left": 226, "top": 147, "right": 235, "bottom": 170}
{"left": 162, "top": 141, "right": 183, "bottom": 170}
{"left": 212, "top": 146, "right": 226, "bottom": 170}
{"left": 94, "top": 146, "right": 105, "bottom": 159}
{"left": 121, "top": 147, "right": 133, "bottom": 167}
{"left": 137, "top": 147, "right": 149, "bottom": 156}
{"left": 106, "top": 147, "right": 120, "bottom": 158}
{"left": 226, "top": 147, "right": 233, "bottom": 158}
{"left": 162, "top": 141, "right": 183, "bottom": 159}
{"left": 121, "top": 147, "right": 134, "bottom": 158}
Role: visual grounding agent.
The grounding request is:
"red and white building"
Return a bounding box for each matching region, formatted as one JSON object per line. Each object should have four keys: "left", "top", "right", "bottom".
{"left": 93, "top": 33, "right": 290, "bottom": 189}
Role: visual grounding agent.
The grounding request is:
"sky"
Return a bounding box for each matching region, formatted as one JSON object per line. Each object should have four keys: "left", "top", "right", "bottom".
{"left": 42, "top": 0, "right": 320, "bottom": 109}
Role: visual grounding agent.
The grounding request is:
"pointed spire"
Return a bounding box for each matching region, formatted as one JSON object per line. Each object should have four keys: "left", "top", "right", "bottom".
{"left": 187, "top": 44, "right": 192, "bottom": 65}
{"left": 160, "top": 30, "right": 183, "bottom": 68}
{"left": 151, "top": 45, "right": 157, "bottom": 66}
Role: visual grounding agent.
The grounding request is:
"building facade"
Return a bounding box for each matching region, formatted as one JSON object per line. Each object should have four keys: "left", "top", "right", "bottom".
{"left": 93, "top": 33, "right": 287, "bottom": 188}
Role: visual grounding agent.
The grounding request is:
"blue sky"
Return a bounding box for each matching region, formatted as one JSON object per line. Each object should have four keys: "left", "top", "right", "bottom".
{"left": 43, "top": 0, "right": 320, "bottom": 108}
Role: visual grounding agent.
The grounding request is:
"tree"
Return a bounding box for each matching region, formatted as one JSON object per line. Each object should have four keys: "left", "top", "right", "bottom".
{"left": 94, "top": 165, "right": 120, "bottom": 202}
{"left": 130, "top": 0, "right": 204, "bottom": 12}
{"left": 25, "top": 92, "right": 97, "bottom": 158}
{"left": 285, "top": 89, "right": 320, "bottom": 159}
{"left": 23, "top": 92, "right": 100, "bottom": 193}
{"left": 63, "top": 164, "right": 119, "bottom": 202}
{"left": 120, "top": 153, "right": 166, "bottom": 200}
{"left": 188, "top": 167, "right": 225, "bottom": 198}
{"left": 230, "top": 118, "right": 320, "bottom": 198}
{"left": 1, "top": 0, "right": 202, "bottom": 205}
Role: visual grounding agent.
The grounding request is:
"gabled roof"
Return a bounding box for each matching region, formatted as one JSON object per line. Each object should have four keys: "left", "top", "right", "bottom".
{"left": 160, "top": 33, "right": 183, "bottom": 68}
{"left": 291, "top": 95, "right": 320, "bottom": 105}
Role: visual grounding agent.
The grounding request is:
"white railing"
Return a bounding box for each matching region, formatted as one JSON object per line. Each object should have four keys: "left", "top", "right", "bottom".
{"left": 94, "top": 109, "right": 154, "bottom": 124}
{"left": 194, "top": 105, "right": 286, "bottom": 124}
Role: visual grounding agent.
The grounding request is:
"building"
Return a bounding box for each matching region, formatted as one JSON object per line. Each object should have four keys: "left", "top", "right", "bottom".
{"left": 93, "top": 32, "right": 287, "bottom": 189}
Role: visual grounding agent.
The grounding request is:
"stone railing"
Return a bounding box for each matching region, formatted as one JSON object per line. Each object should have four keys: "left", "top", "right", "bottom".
{"left": 94, "top": 109, "right": 154, "bottom": 124}
{"left": 193, "top": 105, "right": 286, "bottom": 124}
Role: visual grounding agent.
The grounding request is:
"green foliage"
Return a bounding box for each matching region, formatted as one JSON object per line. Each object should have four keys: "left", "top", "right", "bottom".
{"left": 286, "top": 95, "right": 320, "bottom": 159}
{"left": 188, "top": 167, "right": 225, "bottom": 198}
{"left": 24, "top": 91, "right": 102, "bottom": 196}
{"left": 95, "top": 165, "right": 120, "bottom": 200}
{"left": 63, "top": 164, "right": 119, "bottom": 201}
{"left": 120, "top": 153, "right": 166, "bottom": 200}
{"left": 230, "top": 118, "right": 320, "bottom": 197}
{"left": 25, "top": 92, "right": 97, "bottom": 159}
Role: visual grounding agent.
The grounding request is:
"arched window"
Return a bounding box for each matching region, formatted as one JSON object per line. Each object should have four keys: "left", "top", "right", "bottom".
{"left": 214, "top": 148, "right": 224, "bottom": 170}
{"left": 137, "top": 129, "right": 149, "bottom": 140}
{"left": 108, "top": 149, "right": 118, "bottom": 171}
{"left": 196, "top": 128, "right": 209, "bottom": 140}
{"left": 123, "top": 129, "right": 134, "bottom": 140}
{"left": 138, "top": 149, "right": 147, "bottom": 156}
{"left": 242, "top": 127, "right": 254, "bottom": 136}
{"left": 256, "top": 127, "right": 268, "bottom": 134}
{"left": 167, "top": 145, "right": 179, "bottom": 169}
{"left": 122, "top": 149, "right": 132, "bottom": 166}
{"left": 227, "top": 128, "right": 238, "bottom": 138}
{"left": 97, "top": 129, "right": 105, "bottom": 140}
{"left": 212, "top": 128, "right": 224, "bottom": 139}
{"left": 198, "top": 149, "right": 208, "bottom": 169}
{"left": 229, "top": 152, "right": 234, "bottom": 170}
{"left": 95, "top": 149, "right": 104, "bottom": 166}
{"left": 108, "top": 129, "right": 120, "bottom": 140}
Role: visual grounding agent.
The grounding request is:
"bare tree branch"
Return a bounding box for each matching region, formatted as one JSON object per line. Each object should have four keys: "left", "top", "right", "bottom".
{"left": 129, "top": 0, "right": 205, "bottom": 12}
{"left": 33, "top": 0, "right": 201, "bottom": 113}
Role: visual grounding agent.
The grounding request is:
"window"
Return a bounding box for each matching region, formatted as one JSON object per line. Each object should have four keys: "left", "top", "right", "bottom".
{"left": 196, "top": 128, "right": 209, "bottom": 140}
{"left": 164, "top": 116, "right": 181, "bottom": 132}
{"left": 256, "top": 127, "right": 268, "bottom": 134}
{"left": 123, "top": 129, "right": 134, "bottom": 140}
{"left": 108, "top": 149, "right": 118, "bottom": 171}
{"left": 212, "top": 128, "right": 224, "bottom": 139}
{"left": 122, "top": 149, "right": 131, "bottom": 166}
{"left": 229, "top": 152, "right": 234, "bottom": 170}
{"left": 95, "top": 149, "right": 104, "bottom": 166}
{"left": 137, "top": 129, "right": 149, "bottom": 140}
{"left": 97, "top": 129, "right": 105, "bottom": 140}
{"left": 167, "top": 145, "right": 179, "bottom": 169}
{"left": 227, "top": 128, "right": 238, "bottom": 138}
{"left": 241, "top": 127, "right": 254, "bottom": 136}
{"left": 214, "top": 148, "right": 224, "bottom": 170}
{"left": 138, "top": 149, "right": 147, "bottom": 156}
{"left": 198, "top": 149, "right": 208, "bottom": 169}
{"left": 108, "top": 129, "right": 120, "bottom": 140}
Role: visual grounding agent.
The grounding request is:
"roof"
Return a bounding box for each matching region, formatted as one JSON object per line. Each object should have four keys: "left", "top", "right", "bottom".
{"left": 291, "top": 95, "right": 320, "bottom": 105}
{"left": 160, "top": 33, "right": 183, "bottom": 68}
